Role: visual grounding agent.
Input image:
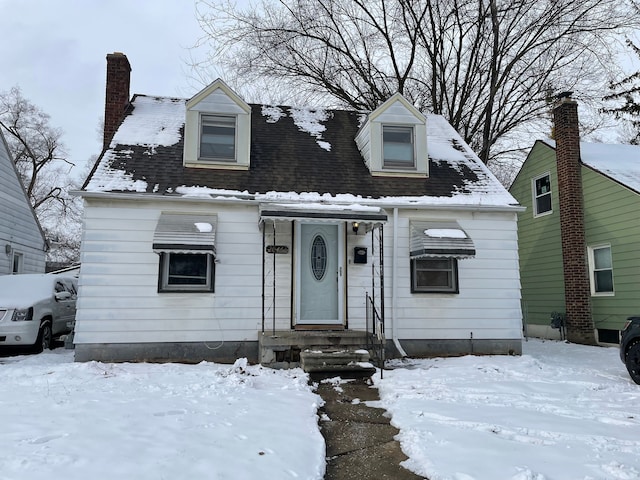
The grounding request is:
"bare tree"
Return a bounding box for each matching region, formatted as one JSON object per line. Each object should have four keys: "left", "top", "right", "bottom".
{"left": 602, "top": 39, "right": 640, "bottom": 144}
{"left": 0, "top": 86, "right": 81, "bottom": 263}
{"left": 194, "top": 0, "right": 639, "bottom": 165}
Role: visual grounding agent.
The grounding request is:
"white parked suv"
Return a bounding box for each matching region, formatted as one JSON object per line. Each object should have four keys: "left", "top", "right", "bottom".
{"left": 0, "top": 274, "right": 78, "bottom": 352}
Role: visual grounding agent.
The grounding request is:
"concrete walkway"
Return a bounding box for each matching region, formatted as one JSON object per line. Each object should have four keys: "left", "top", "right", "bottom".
{"left": 312, "top": 375, "right": 427, "bottom": 480}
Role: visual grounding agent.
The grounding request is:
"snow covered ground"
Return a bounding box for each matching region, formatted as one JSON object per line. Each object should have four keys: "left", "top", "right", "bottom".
{"left": 376, "top": 339, "right": 640, "bottom": 480}
{"left": 0, "top": 355, "right": 325, "bottom": 480}
{"left": 1, "top": 339, "right": 638, "bottom": 480}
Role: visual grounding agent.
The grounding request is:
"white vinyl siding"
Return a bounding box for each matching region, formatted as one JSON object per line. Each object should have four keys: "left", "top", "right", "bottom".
{"left": 75, "top": 200, "right": 263, "bottom": 344}
{"left": 385, "top": 211, "right": 522, "bottom": 341}
{"left": 76, "top": 199, "right": 521, "bottom": 346}
{"left": 0, "top": 132, "right": 46, "bottom": 275}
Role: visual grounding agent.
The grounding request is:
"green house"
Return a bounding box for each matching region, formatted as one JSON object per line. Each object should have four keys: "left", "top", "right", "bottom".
{"left": 510, "top": 137, "right": 640, "bottom": 344}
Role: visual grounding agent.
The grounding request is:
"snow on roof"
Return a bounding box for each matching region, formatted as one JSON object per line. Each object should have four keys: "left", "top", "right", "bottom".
{"left": 425, "top": 228, "right": 467, "bottom": 239}
{"left": 542, "top": 139, "right": 640, "bottom": 193}
{"left": 261, "top": 105, "right": 285, "bottom": 123}
{"left": 85, "top": 95, "right": 518, "bottom": 208}
{"left": 580, "top": 143, "right": 640, "bottom": 193}
{"left": 86, "top": 96, "right": 184, "bottom": 193}
{"left": 262, "top": 106, "right": 333, "bottom": 151}
{"left": 110, "top": 96, "right": 184, "bottom": 149}
{"left": 85, "top": 164, "right": 148, "bottom": 193}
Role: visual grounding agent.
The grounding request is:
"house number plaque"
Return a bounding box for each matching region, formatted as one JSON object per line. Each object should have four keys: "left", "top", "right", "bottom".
{"left": 266, "top": 245, "right": 289, "bottom": 254}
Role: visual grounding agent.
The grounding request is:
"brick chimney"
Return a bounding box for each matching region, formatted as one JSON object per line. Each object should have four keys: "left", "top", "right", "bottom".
{"left": 103, "top": 52, "right": 131, "bottom": 150}
{"left": 553, "top": 92, "right": 595, "bottom": 345}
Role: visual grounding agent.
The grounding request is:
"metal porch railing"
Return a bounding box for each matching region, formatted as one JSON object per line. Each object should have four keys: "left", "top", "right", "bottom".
{"left": 365, "top": 292, "right": 385, "bottom": 376}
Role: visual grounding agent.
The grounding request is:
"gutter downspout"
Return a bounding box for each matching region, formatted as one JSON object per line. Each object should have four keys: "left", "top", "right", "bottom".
{"left": 392, "top": 208, "right": 408, "bottom": 357}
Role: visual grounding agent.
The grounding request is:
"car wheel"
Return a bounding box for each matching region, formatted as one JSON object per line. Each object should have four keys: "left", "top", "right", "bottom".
{"left": 625, "top": 341, "right": 640, "bottom": 385}
{"left": 34, "top": 323, "right": 53, "bottom": 353}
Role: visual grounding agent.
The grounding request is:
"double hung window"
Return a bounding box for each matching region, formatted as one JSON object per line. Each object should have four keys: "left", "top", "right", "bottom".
{"left": 200, "top": 115, "right": 236, "bottom": 161}
{"left": 533, "top": 173, "right": 552, "bottom": 216}
{"left": 589, "top": 245, "right": 614, "bottom": 295}
{"left": 383, "top": 125, "right": 415, "bottom": 168}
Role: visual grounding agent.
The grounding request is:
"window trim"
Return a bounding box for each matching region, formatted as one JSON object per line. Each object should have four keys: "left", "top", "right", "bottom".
{"left": 198, "top": 114, "right": 237, "bottom": 163}
{"left": 382, "top": 124, "right": 416, "bottom": 169}
{"left": 158, "top": 252, "right": 215, "bottom": 293}
{"left": 588, "top": 244, "right": 614, "bottom": 296}
{"left": 532, "top": 172, "right": 552, "bottom": 217}
{"left": 410, "top": 257, "right": 459, "bottom": 294}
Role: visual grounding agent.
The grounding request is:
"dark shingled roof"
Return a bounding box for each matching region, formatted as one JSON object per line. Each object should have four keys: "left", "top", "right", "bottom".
{"left": 84, "top": 95, "right": 514, "bottom": 205}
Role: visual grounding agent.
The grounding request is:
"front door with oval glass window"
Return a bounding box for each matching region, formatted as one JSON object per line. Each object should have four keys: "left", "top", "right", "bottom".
{"left": 296, "top": 223, "right": 344, "bottom": 325}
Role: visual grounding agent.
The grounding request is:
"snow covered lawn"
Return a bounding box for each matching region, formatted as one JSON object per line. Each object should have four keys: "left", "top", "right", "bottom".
{"left": 1, "top": 339, "right": 639, "bottom": 480}
{"left": 376, "top": 339, "right": 640, "bottom": 480}
{"left": 0, "top": 354, "right": 325, "bottom": 480}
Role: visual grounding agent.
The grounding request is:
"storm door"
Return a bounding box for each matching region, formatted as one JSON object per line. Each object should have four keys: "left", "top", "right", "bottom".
{"left": 296, "top": 223, "right": 344, "bottom": 325}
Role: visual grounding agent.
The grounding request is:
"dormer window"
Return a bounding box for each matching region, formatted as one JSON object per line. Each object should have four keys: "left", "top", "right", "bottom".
{"left": 383, "top": 125, "right": 415, "bottom": 168}
{"left": 184, "top": 79, "right": 251, "bottom": 170}
{"left": 355, "top": 93, "right": 427, "bottom": 177}
{"left": 200, "top": 115, "right": 236, "bottom": 161}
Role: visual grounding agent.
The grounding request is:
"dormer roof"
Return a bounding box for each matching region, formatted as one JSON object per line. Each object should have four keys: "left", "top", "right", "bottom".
{"left": 365, "top": 92, "right": 426, "bottom": 124}
{"left": 186, "top": 78, "right": 251, "bottom": 114}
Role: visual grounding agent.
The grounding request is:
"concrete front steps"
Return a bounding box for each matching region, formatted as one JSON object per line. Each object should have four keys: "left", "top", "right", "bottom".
{"left": 259, "top": 330, "right": 380, "bottom": 374}
{"left": 300, "top": 350, "right": 377, "bottom": 376}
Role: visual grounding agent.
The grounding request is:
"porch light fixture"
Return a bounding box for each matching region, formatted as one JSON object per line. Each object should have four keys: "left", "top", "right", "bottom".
{"left": 5, "top": 244, "right": 11, "bottom": 255}
{"left": 352, "top": 222, "right": 359, "bottom": 234}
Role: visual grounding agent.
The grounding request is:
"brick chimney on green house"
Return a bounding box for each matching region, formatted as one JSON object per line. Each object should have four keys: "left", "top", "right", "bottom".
{"left": 103, "top": 52, "right": 131, "bottom": 151}
{"left": 553, "top": 92, "right": 596, "bottom": 345}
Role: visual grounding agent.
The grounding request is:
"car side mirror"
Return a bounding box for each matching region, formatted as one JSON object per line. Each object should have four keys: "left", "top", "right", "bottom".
{"left": 55, "top": 291, "right": 72, "bottom": 301}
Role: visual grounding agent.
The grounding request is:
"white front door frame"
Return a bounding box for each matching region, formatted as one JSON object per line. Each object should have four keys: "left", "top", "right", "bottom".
{"left": 294, "top": 221, "right": 345, "bottom": 326}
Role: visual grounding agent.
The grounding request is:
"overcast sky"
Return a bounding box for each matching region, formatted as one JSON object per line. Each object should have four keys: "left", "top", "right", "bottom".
{"left": 2, "top": 1, "right": 639, "bottom": 179}
{"left": 0, "top": 0, "right": 209, "bottom": 176}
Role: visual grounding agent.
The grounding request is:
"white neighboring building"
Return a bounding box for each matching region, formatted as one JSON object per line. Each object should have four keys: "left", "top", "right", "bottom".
{"left": 0, "top": 129, "right": 47, "bottom": 275}
{"left": 74, "top": 53, "right": 524, "bottom": 364}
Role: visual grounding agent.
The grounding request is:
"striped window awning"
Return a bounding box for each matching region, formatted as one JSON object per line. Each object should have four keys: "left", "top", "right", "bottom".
{"left": 259, "top": 203, "right": 387, "bottom": 225}
{"left": 152, "top": 213, "right": 217, "bottom": 255}
{"left": 409, "top": 221, "right": 475, "bottom": 259}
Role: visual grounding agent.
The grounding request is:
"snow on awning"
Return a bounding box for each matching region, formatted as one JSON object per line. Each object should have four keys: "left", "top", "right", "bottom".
{"left": 153, "top": 213, "right": 217, "bottom": 255}
{"left": 259, "top": 203, "right": 388, "bottom": 225}
{"left": 409, "top": 221, "right": 475, "bottom": 259}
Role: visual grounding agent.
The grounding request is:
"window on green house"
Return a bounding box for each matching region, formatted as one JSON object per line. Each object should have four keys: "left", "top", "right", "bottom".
{"left": 588, "top": 245, "right": 614, "bottom": 295}
{"left": 532, "top": 173, "right": 552, "bottom": 216}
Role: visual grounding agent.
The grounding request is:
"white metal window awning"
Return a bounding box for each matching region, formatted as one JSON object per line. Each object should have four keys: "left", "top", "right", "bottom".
{"left": 259, "top": 203, "right": 388, "bottom": 225}
{"left": 153, "top": 213, "right": 217, "bottom": 255}
{"left": 409, "top": 221, "right": 476, "bottom": 259}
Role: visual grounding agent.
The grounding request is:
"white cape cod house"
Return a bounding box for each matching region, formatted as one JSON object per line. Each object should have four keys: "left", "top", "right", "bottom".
{"left": 74, "top": 53, "right": 523, "bottom": 364}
